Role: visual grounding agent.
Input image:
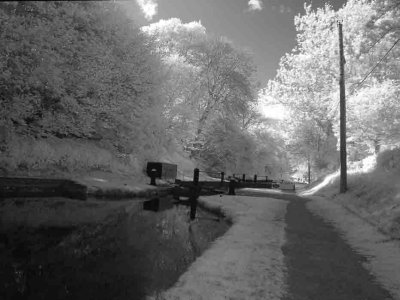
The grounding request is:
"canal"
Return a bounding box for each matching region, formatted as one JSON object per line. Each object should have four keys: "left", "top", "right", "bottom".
{"left": 0, "top": 196, "right": 230, "bottom": 299}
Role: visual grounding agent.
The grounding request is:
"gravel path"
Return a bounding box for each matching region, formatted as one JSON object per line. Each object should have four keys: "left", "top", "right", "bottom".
{"left": 283, "top": 197, "right": 393, "bottom": 300}
{"left": 238, "top": 189, "right": 394, "bottom": 300}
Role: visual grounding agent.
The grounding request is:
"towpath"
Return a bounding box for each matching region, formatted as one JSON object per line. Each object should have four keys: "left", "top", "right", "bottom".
{"left": 152, "top": 188, "right": 399, "bottom": 300}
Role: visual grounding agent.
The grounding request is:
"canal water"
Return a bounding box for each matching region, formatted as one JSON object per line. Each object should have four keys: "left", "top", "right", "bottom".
{"left": 0, "top": 197, "right": 230, "bottom": 300}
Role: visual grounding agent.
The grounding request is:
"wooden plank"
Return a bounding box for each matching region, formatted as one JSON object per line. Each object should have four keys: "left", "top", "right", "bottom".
{"left": 175, "top": 180, "right": 274, "bottom": 192}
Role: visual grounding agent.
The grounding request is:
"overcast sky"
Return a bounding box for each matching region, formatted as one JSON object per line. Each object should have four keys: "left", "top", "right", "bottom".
{"left": 130, "top": 0, "right": 347, "bottom": 86}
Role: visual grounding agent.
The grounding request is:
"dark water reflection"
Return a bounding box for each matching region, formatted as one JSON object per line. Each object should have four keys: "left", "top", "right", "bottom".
{"left": 0, "top": 200, "right": 230, "bottom": 300}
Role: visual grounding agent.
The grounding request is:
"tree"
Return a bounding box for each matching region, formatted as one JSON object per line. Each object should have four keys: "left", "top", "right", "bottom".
{"left": 266, "top": 0, "right": 400, "bottom": 177}
{"left": 198, "top": 116, "right": 290, "bottom": 177}
{"left": 185, "top": 37, "right": 257, "bottom": 138}
{"left": 142, "top": 19, "right": 259, "bottom": 163}
{"left": 141, "top": 18, "right": 207, "bottom": 58}
{"left": 0, "top": 1, "right": 168, "bottom": 165}
{"left": 347, "top": 79, "right": 400, "bottom": 154}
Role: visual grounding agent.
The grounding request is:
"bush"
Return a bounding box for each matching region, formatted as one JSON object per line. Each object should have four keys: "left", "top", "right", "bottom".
{"left": 0, "top": 2, "right": 171, "bottom": 178}
{"left": 0, "top": 136, "right": 136, "bottom": 177}
{"left": 314, "top": 149, "right": 400, "bottom": 239}
{"left": 376, "top": 148, "right": 400, "bottom": 174}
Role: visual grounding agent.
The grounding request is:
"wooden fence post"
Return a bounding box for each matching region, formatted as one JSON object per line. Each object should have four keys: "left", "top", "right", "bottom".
{"left": 190, "top": 168, "right": 200, "bottom": 220}
{"left": 228, "top": 179, "right": 235, "bottom": 195}
{"left": 193, "top": 168, "right": 199, "bottom": 185}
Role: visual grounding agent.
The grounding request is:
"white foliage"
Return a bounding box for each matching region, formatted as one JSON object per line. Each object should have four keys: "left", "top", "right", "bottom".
{"left": 248, "top": 0, "right": 263, "bottom": 11}
{"left": 136, "top": 0, "right": 158, "bottom": 20}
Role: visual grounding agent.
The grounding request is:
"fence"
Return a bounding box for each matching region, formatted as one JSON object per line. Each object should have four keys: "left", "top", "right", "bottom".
{"left": 172, "top": 168, "right": 287, "bottom": 220}
{"left": 148, "top": 165, "right": 296, "bottom": 219}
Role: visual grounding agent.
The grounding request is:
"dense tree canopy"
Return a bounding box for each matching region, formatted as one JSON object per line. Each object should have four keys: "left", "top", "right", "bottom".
{"left": 143, "top": 20, "right": 258, "bottom": 141}
{"left": 0, "top": 3, "right": 288, "bottom": 178}
{"left": 266, "top": 0, "right": 400, "bottom": 179}
{"left": 5, "top": 0, "right": 398, "bottom": 180}
{"left": 0, "top": 1, "right": 169, "bottom": 166}
{"left": 142, "top": 18, "right": 286, "bottom": 175}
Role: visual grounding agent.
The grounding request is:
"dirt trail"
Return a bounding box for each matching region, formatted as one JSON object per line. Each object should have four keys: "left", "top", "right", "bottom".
{"left": 238, "top": 189, "right": 394, "bottom": 300}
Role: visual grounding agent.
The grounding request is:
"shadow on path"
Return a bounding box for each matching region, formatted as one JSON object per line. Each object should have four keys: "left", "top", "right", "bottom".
{"left": 237, "top": 189, "right": 394, "bottom": 300}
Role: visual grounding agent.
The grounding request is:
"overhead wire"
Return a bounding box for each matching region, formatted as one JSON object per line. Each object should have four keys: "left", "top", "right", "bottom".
{"left": 346, "top": 0, "right": 400, "bottom": 96}
{"left": 331, "top": 34, "right": 400, "bottom": 117}
{"left": 310, "top": 3, "right": 400, "bottom": 118}
{"left": 362, "top": 2, "right": 400, "bottom": 55}
{"left": 349, "top": 36, "right": 400, "bottom": 95}
{"left": 361, "top": 1, "right": 400, "bottom": 55}
{"left": 364, "top": 26, "right": 396, "bottom": 55}
{"left": 331, "top": 38, "right": 399, "bottom": 117}
{"left": 352, "top": 2, "right": 400, "bottom": 94}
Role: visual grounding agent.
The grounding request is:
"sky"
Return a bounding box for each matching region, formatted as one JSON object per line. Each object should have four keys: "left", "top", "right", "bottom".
{"left": 129, "top": 0, "right": 348, "bottom": 86}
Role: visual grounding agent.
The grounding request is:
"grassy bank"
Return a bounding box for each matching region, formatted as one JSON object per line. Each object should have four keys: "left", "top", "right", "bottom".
{"left": 304, "top": 148, "right": 400, "bottom": 239}
{"left": 0, "top": 136, "right": 142, "bottom": 178}
{"left": 0, "top": 134, "right": 198, "bottom": 185}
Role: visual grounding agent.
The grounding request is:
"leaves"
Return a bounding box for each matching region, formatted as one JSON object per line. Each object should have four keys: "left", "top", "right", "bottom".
{"left": 267, "top": 0, "right": 400, "bottom": 178}
{"left": 1, "top": 2, "right": 162, "bottom": 133}
{"left": 142, "top": 18, "right": 284, "bottom": 175}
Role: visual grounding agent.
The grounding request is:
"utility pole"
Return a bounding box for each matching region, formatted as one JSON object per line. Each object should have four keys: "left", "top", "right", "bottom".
{"left": 338, "top": 21, "right": 347, "bottom": 193}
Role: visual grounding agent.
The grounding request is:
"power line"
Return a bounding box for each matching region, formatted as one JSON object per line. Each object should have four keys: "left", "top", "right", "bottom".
{"left": 364, "top": 26, "right": 396, "bottom": 55}
{"left": 346, "top": 1, "right": 400, "bottom": 95}
{"left": 328, "top": 5, "right": 400, "bottom": 119}
{"left": 362, "top": 1, "right": 400, "bottom": 56}
{"left": 349, "top": 36, "right": 400, "bottom": 95}
{"left": 332, "top": 36, "right": 400, "bottom": 117}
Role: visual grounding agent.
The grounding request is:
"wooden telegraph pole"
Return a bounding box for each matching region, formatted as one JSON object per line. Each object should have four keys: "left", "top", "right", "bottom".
{"left": 338, "top": 21, "right": 347, "bottom": 193}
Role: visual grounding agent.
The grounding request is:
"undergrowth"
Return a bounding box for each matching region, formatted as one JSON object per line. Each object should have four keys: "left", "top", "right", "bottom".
{"left": 0, "top": 136, "right": 138, "bottom": 178}
{"left": 314, "top": 148, "right": 400, "bottom": 239}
